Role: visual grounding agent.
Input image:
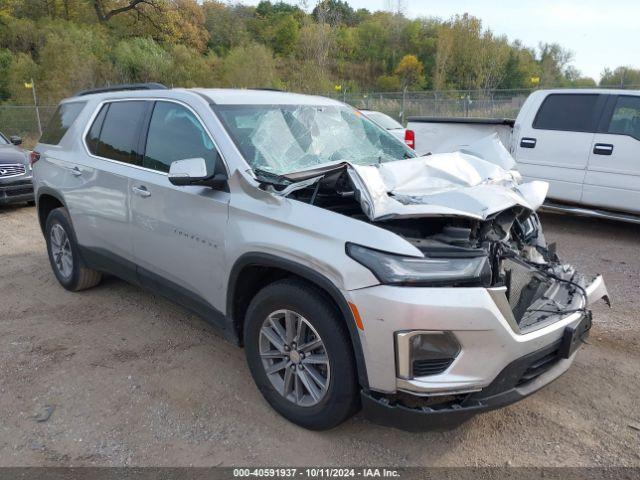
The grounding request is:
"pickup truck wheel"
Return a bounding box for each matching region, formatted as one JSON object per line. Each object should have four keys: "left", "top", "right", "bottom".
{"left": 244, "top": 279, "right": 359, "bottom": 430}
{"left": 45, "top": 207, "right": 102, "bottom": 292}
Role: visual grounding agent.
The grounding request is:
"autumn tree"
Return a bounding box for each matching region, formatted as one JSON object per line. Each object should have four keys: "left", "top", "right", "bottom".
{"left": 395, "top": 54, "right": 423, "bottom": 90}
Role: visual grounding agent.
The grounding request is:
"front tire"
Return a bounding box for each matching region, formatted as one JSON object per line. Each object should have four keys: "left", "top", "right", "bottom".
{"left": 45, "top": 207, "right": 102, "bottom": 291}
{"left": 244, "top": 279, "right": 359, "bottom": 430}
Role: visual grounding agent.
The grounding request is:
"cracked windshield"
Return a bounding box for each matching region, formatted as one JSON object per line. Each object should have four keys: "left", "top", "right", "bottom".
{"left": 214, "top": 105, "right": 415, "bottom": 177}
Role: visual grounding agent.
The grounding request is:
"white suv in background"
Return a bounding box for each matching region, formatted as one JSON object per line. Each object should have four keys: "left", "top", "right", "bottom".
{"left": 32, "top": 85, "right": 609, "bottom": 431}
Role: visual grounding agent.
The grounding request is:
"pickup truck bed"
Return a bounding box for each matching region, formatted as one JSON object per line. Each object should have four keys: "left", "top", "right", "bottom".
{"left": 407, "top": 89, "right": 640, "bottom": 222}
{"left": 407, "top": 117, "right": 515, "bottom": 156}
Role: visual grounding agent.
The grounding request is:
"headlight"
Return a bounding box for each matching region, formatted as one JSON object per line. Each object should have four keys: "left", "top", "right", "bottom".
{"left": 346, "top": 243, "right": 491, "bottom": 287}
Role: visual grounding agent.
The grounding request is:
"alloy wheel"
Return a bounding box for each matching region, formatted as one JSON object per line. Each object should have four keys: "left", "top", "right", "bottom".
{"left": 50, "top": 223, "right": 73, "bottom": 279}
{"left": 259, "top": 309, "right": 330, "bottom": 407}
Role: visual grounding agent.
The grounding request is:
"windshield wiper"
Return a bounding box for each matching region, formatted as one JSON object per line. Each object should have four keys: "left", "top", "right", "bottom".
{"left": 252, "top": 168, "right": 292, "bottom": 187}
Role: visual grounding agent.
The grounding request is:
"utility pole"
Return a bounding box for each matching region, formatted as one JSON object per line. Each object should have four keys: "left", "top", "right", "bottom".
{"left": 27, "top": 78, "right": 42, "bottom": 136}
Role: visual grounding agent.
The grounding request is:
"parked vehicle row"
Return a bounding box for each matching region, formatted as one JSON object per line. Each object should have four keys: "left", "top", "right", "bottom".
{"left": 408, "top": 89, "right": 640, "bottom": 223}
{"left": 0, "top": 131, "right": 34, "bottom": 206}
{"left": 32, "top": 85, "right": 608, "bottom": 431}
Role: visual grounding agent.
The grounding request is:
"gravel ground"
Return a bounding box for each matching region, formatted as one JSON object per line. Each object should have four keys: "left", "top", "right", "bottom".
{"left": 0, "top": 204, "right": 639, "bottom": 467}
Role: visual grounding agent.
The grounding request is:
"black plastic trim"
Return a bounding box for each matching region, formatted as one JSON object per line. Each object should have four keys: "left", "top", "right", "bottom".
{"left": 75, "top": 83, "right": 168, "bottom": 97}
{"left": 36, "top": 187, "right": 66, "bottom": 233}
{"left": 227, "top": 252, "right": 369, "bottom": 389}
{"left": 407, "top": 117, "right": 515, "bottom": 126}
{"left": 362, "top": 337, "right": 574, "bottom": 431}
{"left": 593, "top": 143, "right": 614, "bottom": 156}
{"left": 78, "top": 246, "right": 227, "bottom": 331}
{"left": 520, "top": 137, "right": 537, "bottom": 148}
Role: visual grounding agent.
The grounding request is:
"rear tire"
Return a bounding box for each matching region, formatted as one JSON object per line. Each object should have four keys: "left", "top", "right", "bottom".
{"left": 244, "top": 279, "right": 359, "bottom": 430}
{"left": 45, "top": 207, "right": 102, "bottom": 291}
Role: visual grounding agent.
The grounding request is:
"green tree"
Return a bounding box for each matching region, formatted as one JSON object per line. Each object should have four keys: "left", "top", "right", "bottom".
{"left": 376, "top": 74, "right": 401, "bottom": 91}
{"left": 600, "top": 66, "right": 640, "bottom": 87}
{"left": 222, "top": 42, "right": 277, "bottom": 88}
{"left": 4, "top": 52, "right": 37, "bottom": 103}
{"left": 203, "top": 1, "right": 250, "bottom": 55}
{"left": 271, "top": 14, "right": 299, "bottom": 56}
{"left": 538, "top": 42, "right": 573, "bottom": 87}
{"left": 0, "top": 48, "right": 13, "bottom": 100}
{"left": 167, "top": 44, "right": 218, "bottom": 87}
{"left": 36, "top": 21, "right": 112, "bottom": 102}
{"left": 112, "top": 37, "right": 171, "bottom": 83}
{"left": 312, "top": 0, "right": 356, "bottom": 26}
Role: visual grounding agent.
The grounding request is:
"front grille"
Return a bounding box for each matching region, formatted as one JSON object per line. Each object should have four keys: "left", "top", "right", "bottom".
{"left": 412, "top": 358, "right": 454, "bottom": 376}
{"left": 0, "top": 163, "right": 26, "bottom": 178}
{"left": 516, "top": 348, "right": 561, "bottom": 386}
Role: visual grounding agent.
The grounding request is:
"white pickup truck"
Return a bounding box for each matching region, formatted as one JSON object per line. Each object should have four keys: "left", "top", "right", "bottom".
{"left": 408, "top": 89, "right": 640, "bottom": 223}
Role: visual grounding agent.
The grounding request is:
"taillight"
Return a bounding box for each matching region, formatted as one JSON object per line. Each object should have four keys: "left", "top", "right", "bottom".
{"left": 29, "top": 151, "right": 40, "bottom": 166}
{"left": 404, "top": 129, "right": 415, "bottom": 149}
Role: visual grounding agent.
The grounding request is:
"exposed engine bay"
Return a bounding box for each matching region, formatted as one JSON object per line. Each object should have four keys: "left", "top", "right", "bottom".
{"left": 253, "top": 135, "right": 608, "bottom": 331}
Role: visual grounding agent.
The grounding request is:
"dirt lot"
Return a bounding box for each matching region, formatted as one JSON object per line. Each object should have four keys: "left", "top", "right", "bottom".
{"left": 1, "top": 205, "right": 639, "bottom": 467}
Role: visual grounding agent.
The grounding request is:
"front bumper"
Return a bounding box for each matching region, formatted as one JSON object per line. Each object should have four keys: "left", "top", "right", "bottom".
{"left": 345, "top": 275, "right": 608, "bottom": 429}
{"left": 0, "top": 177, "right": 34, "bottom": 205}
{"left": 361, "top": 338, "right": 580, "bottom": 431}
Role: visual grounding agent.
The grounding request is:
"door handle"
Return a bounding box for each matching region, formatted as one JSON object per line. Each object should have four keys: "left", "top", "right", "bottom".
{"left": 520, "top": 137, "right": 537, "bottom": 148}
{"left": 593, "top": 143, "right": 614, "bottom": 156}
{"left": 132, "top": 185, "right": 151, "bottom": 198}
{"left": 68, "top": 166, "right": 82, "bottom": 176}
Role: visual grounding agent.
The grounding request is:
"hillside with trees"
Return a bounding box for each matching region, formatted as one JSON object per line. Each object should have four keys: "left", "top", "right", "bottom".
{"left": 0, "top": 0, "right": 635, "bottom": 104}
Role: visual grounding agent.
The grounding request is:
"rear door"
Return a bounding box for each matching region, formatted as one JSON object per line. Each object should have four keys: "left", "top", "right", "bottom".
{"left": 583, "top": 95, "right": 640, "bottom": 214}
{"left": 515, "top": 93, "right": 605, "bottom": 203}
{"left": 71, "top": 100, "right": 150, "bottom": 281}
{"left": 128, "top": 100, "right": 229, "bottom": 322}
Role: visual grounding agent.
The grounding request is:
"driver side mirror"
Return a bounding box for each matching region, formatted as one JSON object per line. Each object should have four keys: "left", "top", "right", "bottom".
{"left": 168, "top": 157, "right": 227, "bottom": 190}
{"left": 10, "top": 135, "right": 22, "bottom": 146}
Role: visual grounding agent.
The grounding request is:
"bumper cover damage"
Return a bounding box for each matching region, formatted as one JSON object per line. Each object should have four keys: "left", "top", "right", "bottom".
{"left": 254, "top": 134, "right": 610, "bottom": 430}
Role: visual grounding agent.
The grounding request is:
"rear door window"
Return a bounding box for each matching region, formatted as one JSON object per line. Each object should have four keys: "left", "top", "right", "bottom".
{"left": 40, "top": 102, "right": 86, "bottom": 145}
{"left": 86, "top": 101, "right": 148, "bottom": 165}
{"left": 607, "top": 96, "right": 640, "bottom": 141}
{"left": 533, "top": 94, "right": 601, "bottom": 133}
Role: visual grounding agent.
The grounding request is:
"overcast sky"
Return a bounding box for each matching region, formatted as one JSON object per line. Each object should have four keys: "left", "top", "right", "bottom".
{"left": 240, "top": 0, "right": 639, "bottom": 80}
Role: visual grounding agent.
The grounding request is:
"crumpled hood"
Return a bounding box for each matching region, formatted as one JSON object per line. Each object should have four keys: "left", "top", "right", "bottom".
{"left": 347, "top": 133, "right": 549, "bottom": 221}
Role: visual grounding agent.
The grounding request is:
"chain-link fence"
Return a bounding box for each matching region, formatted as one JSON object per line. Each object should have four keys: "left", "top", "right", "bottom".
{"left": 0, "top": 105, "right": 57, "bottom": 148}
{"left": 2, "top": 86, "right": 638, "bottom": 148}
{"left": 330, "top": 89, "right": 533, "bottom": 124}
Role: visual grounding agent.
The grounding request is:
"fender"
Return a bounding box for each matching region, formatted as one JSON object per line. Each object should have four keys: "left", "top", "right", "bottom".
{"left": 227, "top": 252, "right": 370, "bottom": 390}
{"left": 36, "top": 186, "right": 67, "bottom": 233}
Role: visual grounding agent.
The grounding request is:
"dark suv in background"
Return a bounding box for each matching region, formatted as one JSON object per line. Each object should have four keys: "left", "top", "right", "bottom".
{"left": 0, "top": 131, "right": 34, "bottom": 206}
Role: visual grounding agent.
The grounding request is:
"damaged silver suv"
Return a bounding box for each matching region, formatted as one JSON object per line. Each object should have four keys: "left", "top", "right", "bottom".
{"left": 33, "top": 85, "right": 609, "bottom": 431}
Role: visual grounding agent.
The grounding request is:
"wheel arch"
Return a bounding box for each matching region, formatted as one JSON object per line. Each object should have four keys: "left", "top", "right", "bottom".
{"left": 227, "top": 252, "right": 369, "bottom": 390}
{"left": 37, "top": 188, "right": 66, "bottom": 235}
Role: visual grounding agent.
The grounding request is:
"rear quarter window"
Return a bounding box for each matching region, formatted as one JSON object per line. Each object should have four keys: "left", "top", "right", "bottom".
{"left": 39, "top": 102, "right": 86, "bottom": 145}
{"left": 533, "top": 94, "right": 601, "bottom": 133}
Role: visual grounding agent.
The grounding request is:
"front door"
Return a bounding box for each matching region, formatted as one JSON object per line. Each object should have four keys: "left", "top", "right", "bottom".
{"left": 583, "top": 95, "right": 640, "bottom": 214}
{"left": 129, "top": 100, "right": 229, "bottom": 322}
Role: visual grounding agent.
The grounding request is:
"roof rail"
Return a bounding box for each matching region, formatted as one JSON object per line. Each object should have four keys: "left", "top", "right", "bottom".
{"left": 251, "top": 87, "right": 284, "bottom": 92}
{"left": 74, "top": 83, "right": 169, "bottom": 97}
